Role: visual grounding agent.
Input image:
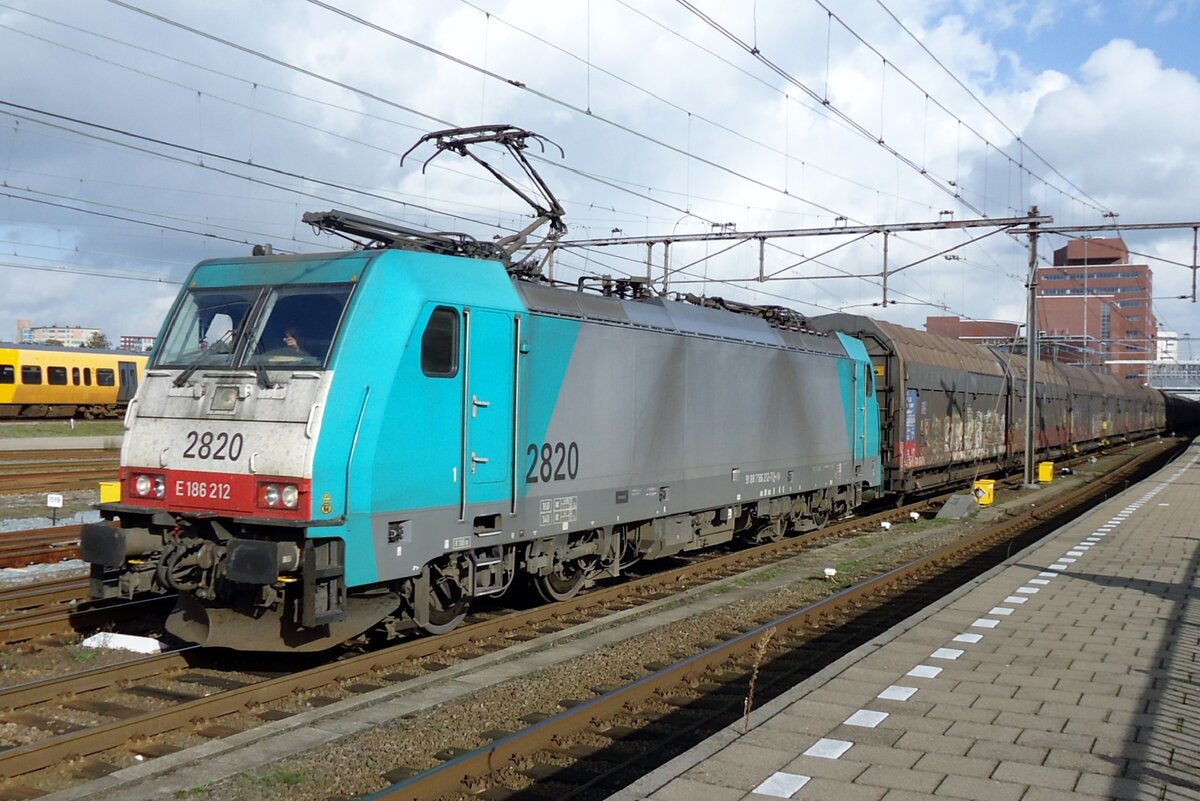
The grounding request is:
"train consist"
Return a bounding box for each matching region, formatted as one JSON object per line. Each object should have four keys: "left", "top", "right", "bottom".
{"left": 803, "top": 314, "right": 1185, "bottom": 499}
{"left": 0, "top": 344, "right": 147, "bottom": 419}
{"left": 79, "top": 127, "right": 1196, "bottom": 651}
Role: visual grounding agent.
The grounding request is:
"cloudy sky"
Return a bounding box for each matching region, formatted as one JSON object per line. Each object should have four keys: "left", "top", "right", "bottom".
{"left": 2, "top": 0, "right": 1199, "bottom": 354}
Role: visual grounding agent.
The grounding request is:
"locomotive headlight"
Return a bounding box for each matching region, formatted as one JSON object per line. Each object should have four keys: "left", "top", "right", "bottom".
{"left": 132, "top": 473, "right": 166, "bottom": 499}
{"left": 257, "top": 481, "right": 300, "bottom": 510}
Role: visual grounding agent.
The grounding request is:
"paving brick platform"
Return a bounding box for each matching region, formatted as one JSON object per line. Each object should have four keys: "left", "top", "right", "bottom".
{"left": 611, "top": 442, "right": 1200, "bottom": 801}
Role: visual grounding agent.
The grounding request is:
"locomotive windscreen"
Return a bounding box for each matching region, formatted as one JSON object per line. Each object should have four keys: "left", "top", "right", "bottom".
{"left": 155, "top": 283, "right": 354, "bottom": 370}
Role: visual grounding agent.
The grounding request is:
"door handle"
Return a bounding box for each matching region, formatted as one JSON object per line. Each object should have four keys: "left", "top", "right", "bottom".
{"left": 471, "top": 452, "right": 489, "bottom": 474}
{"left": 472, "top": 395, "right": 490, "bottom": 418}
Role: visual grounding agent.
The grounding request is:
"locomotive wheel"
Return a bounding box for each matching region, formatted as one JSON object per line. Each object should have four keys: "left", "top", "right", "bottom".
{"left": 752, "top": 517, "right": 786, "bottom": 544}
{"left": 423, "top": 597, "right": 468, "bottom": 634}
{"left": 810, "top": 506, "right": 830, "bottom": 529}
{"left": 419, "top": 565, "right": 469, "bottom": 634}
{"left": 533, "top": 561, "right": 586, "bottom": 602}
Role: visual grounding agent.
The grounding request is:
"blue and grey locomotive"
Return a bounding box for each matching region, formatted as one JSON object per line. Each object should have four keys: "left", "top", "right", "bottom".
{"left": 80, "top": 124, "right": 883, "bottom": 650}
{"left": 80, "top": 229, "right": 882, "bottom": 650}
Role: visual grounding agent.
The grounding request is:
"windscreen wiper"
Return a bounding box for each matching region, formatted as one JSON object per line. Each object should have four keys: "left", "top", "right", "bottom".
{"left": 173, "top": 330, "right": 234, "bottom": 387}
{"left": 253, "top": 362, "right": 272, "bottom": 390}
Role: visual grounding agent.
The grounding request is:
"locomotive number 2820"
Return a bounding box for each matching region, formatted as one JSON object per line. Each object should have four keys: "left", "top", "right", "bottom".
{"left": 524, "top": 441, "right": 579, "bottom": 483}
{"left": 183, "top": 430, "right": 245, "bottom": 461}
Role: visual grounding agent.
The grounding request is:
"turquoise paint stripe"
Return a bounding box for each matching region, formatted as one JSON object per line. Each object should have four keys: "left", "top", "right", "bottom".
{"left": 835, "top": 332, "right": 882, "bottom": 482}
{"left": 515, "top": 315, "right": 581, "bottom": 499}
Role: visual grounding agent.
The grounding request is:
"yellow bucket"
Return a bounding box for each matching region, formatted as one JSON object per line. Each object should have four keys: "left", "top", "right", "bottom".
{"left": 972, "top": 479, "right": 996, "bottom": 506}
{"left": 99, "top": 480, "right": 121, "bottom": 503}
{"left": 1038, "top": 461, "right": 1054, "bottom": 483}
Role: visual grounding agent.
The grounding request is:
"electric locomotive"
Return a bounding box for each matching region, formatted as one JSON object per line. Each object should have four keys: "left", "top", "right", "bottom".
{"left": 80, "top": 225, "right": 882, "bottom": 650}
{"left": 80, "top": 125, "right": 883, "bottom": 651}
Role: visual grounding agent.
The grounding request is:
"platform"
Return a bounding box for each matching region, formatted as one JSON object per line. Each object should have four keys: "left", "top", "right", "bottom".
{"left": 612, "top": 441, "right": 1200, "bottom": 801}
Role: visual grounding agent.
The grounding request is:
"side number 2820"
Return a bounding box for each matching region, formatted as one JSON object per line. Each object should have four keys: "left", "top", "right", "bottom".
{"left": 524, "top": 441, "right": 579, "bottom": 483}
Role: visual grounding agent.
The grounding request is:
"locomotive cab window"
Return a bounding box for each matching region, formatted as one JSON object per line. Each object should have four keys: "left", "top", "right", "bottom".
{"left": 156, "top": 282, "right": 353, "bottom": 371}
{"left": 245, "top": 284, "right": 353, "bottom": 368}
{"left": 48, "top": 367, "right": 67, "bottom": 385}
{"left": 421, "top": 306, "right": 459, "bottom": 378}
{"left": 155, "top": 287, "right": 260, "bottom": 369}
{"left": 21, "top": 366, "right": 41, "bottom": 385}
{"left": 0, "top": 365, "right": 12, "bottom": 384}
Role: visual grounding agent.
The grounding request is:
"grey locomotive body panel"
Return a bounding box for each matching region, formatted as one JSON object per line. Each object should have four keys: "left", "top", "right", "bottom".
{"left": 366, "top": 291, "right": 876, "bottom": 578}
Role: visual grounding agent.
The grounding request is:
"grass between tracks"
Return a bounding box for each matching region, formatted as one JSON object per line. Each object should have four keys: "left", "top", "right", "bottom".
{"left": 0, "top": 421, "right": 124, "bottom": 439}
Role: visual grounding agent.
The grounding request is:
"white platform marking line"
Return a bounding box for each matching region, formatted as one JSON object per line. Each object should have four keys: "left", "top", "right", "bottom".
{"left": 908, "top": 664, "right": 943, "bottom": 678}
{"left": 1016, "top": 586, "right": 1041, "bottom": 593}
{"left": 989, "top": 607, "right": 1014, "bottom": 616}
{"left": 877, "top": 685, "right": 918, "bottom": 701}
{"left": 1004, "top": 596, "right": 1028, "bottom": 604}
{"left": 1067, "top": 550, "right": 1085, "bottom": 557}
{"left": 952, "top": 632, "right": 983, "bottom": 643}
{"left": 1047, "top": 564, "right": 1068, "bottom": 571}
{"left": 753, "top": 771, "right": 811, "bottom": 798}
{"left": 844, "top": 709, "right": 889, "bottom": 728}
{"left": 803, "top": 738, "right": 853, "bottom": 759}
{"left": 1059, "top": 557, "right": 1077, "bottom": 563}
{"left": 1039, "top": 571, "right": 1059, "bottom": 577}
{"left": 1029, "top": 579, "right": 1050, "bottom": 585}
{"left": 971, "top": 618, "right": 1000, "bottom": 628}
{"left": 931, "top": 647, "right": 963, "bottom": 660}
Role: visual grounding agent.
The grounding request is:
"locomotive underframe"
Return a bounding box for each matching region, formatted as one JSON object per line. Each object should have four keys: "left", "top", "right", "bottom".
{"left": 85, "top": 478, "right": 867, "bottom": 651}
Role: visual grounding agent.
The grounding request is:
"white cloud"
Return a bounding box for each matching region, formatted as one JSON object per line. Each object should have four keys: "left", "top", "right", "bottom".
{"left": 0, "top": 1, "right": 1197, "bottom": 341}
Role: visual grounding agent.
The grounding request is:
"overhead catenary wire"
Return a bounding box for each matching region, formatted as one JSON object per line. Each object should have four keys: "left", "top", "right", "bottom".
{"left": 871, "top": 0, "right": 1112, "bottom": 216}
{"left": 296, "top": 0, "right": 854, "bottom": 222}
{"left": 291, "top": 0, "right": 1021, "bottom": 313}
{"left": 14, "top": 1, "right": 789, "bottom": 238}
{"left": 2, "top": 2, "right": 1026, "bottom": 321}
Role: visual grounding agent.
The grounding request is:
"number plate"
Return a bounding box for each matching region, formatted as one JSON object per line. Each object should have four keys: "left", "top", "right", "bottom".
{"left": 174, "top": 479, "right": 233, "bottom": 501}
{"left": 182, "top": 429, "right": 246, "bottom": 462}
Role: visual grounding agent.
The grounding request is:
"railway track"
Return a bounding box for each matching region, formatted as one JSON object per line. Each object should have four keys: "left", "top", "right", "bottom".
{"left": 0, "top": 450, "right": 117, "bottom": 463}
{"left": 0, "top": 486, "right": 955, "bottom": 786}
{"left": 0, "top": 524, "right": 84, "bottom": 569}
{"left": 373, "top": 436, "right": 1183, "bottom": 801}
{"left": 0, "top": 449, "right": 118, "bottom": 494}
{"left": 0, "top": 437, "right": 1180, "bottom": 798}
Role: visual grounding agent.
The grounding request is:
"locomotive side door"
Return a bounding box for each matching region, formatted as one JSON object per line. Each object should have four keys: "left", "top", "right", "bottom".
{"left": 460, "top": 308, "right": 516, "bottom": 514}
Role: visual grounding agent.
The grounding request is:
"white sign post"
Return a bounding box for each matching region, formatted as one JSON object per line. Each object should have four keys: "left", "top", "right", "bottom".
{"left": 46, "top": 493, "right": 63, "bottom": 525}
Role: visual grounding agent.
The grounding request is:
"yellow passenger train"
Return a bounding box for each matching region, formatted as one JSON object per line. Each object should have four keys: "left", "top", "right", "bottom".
{"left": 0, "top": 344, "right": 147, "bottom": 419}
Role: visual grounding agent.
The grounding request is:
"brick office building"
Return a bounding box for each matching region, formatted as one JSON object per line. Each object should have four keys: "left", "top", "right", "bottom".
{"left": 1036, "top": 238, "right": 1153, "bottom": 382}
